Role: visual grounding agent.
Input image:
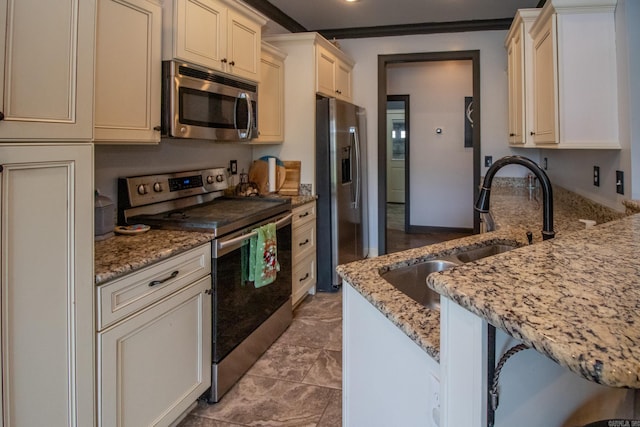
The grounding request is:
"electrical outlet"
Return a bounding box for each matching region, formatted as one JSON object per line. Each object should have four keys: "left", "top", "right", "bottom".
{"left": 229, "top": 160, "right": 238, "bottom": 175}
{"left": 543, "top": 157, "right": 548, "bottom": 170}
{"left": 593, "top": 166, "right": 600, "bottom": 187}
{"left": 616, "top": 170, "right": 624, "bottom": 194}
{"left": 484, "top": 156, "right": 493, "bottom": 167}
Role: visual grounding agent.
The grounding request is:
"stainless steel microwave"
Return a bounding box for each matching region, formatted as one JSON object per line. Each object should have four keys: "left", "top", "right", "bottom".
{"left": 161, "top": 60, "right": 258, "bottom": 141}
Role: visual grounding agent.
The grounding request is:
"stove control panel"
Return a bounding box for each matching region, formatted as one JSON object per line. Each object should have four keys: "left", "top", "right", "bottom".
{"left": 121, "top": 167, "right": 228, "bottom": 208}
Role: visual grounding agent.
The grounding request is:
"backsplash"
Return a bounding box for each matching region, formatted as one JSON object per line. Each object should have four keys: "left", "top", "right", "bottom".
{"left": 490, "top": 177, "right": 628, "bottom": 225}
{"left": 94, "top": 138, "right": 253, "bottom": 206}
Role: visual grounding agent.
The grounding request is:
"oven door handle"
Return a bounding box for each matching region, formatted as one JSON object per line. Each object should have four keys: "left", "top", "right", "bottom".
{"left": 217, "top": 213, "right": 292, "bottom": 251}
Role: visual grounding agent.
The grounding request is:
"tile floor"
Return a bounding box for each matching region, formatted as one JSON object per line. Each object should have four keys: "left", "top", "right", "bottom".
{"left": 178, "top": 291, "right": 343, "bottom": 427}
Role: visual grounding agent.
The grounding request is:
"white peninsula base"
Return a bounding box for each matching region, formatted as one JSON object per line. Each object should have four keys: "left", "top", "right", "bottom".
{"left": 343, "top": 283, "right": 440, "bottom": 427}
{"left": 344, "top": 282, "right": 639, "bottom": 427}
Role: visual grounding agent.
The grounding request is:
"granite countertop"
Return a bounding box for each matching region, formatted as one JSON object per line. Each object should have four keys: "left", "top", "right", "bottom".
{"left": 336, "top": 183, "right": 632, "bottom": 382}
{"left": 428, "top": 215, "right": 640, "bottom": 388}
{"left": 95, "top": 229, "right": 214, "bottom": 285}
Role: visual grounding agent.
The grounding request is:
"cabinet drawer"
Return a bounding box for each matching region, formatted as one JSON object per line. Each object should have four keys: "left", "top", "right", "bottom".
{"left": 293, "top": 201, "right": 316, "bottom": 228}
{"left": 293, "top": 220, "right": 316, "bottom": 263}
{"left": 97, "top": 243, "right": 211, "bottom": 330}
{"left": 293, "top": 253, "right": 316, "bottom": 306}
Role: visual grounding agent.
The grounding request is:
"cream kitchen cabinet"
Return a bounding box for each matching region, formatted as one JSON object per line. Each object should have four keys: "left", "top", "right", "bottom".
{"left": 94, "top": 0, "right": 162, "bottom": 144}
{"left": 257, "top": 33, "right": 357, "bottom": 189}
{"left": 251, "top": 42, "right": 286, "bottom": 144}
{"left": 162, "top": 0, "right": 266, "bottom": 82}
{"left": 0, "top": 0, "right": 95, "bottom": 141}
{"left": 97, "top": 243, "right": 212, "bottom": 427}
{"left": 505, "top": 9, "right": 540, "bottom": 147}
{"left": 0, "top": 143, "right": 95, "bottom": 426}
{"left": 292, "top": 201, "right": 317, "bottom": 307}
{"left": 528, "top": 0, "right": 619, "bottom": 149}
{"left": 316, "top": 43, "right": 354, "bottom": 102}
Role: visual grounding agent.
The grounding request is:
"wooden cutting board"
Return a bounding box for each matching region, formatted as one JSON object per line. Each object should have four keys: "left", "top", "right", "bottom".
{"left": 279, "top": 161, "right": 301, "bottom": 196}
{"left": 248, "top": 158, "right": 285, "bottom": 195}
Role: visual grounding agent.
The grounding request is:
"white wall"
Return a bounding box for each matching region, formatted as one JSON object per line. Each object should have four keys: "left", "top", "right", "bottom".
{"left": 94, "top": 138, "right": 253, "bottom": 207}
{"left": 339, "top": 31, "right": 520, "bottom": 254}
{"left": 388, "top": 60, "right": 474, "bottom": 229}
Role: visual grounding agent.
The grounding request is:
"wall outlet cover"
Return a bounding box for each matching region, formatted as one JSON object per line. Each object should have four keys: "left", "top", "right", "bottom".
{"left": 616, "top": 170, "right": 624, "bottom": 194}
{"left": 593, "top": 166, "right": 600, "bottom": 187}
{"left": 484, "top": 156, "right": 492, "bottom": 167}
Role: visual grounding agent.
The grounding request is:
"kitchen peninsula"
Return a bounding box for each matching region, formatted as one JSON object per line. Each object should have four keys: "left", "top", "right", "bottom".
{"left": 338, "top": 183, "right": 638, "bottom": 427}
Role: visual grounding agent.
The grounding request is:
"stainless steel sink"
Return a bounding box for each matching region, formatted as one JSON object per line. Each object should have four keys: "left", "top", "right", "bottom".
{"left": 381, "top": 260, "right": 458, "bottom": 310}
{"left": 381, "top": 243, "right": 519, "bottom": 310}
{"left": 453, "top": 244, "right": 517, "bottom": 263}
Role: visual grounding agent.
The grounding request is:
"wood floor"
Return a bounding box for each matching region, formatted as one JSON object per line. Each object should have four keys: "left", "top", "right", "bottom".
{"left": 386, "top": 203, "right": 473, "bottom": 253}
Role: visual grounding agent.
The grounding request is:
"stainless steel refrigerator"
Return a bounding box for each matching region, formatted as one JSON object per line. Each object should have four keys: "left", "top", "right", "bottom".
{"left": 316, "top": 97, "right": 368, "bottom": 292}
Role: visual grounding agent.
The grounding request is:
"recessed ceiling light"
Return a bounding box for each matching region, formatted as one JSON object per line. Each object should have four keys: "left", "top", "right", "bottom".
{"left": 345, "top": 0, "right": 360, "bottom": 2}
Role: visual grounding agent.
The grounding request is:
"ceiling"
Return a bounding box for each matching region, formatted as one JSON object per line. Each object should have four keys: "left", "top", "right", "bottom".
{"left": 244, "top": 0, "right": 543, "bottom": 39}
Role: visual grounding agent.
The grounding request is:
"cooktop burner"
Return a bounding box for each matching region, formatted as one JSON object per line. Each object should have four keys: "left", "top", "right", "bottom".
{"left": 118, "top": 167, "right": 291, "bottom": 237}
{"left": 130, "top": 196, "right": 291, "bottom": 236}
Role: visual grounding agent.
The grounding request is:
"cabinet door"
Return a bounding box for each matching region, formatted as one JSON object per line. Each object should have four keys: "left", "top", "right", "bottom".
{"left": 0, "top": 0, "right": 95, "bottom": 140}
{"left": 507, "top": 26, "right": 525, "bottom": 145}
{"left": 316, "top": 45, "right": 336, "bottom": 97}
{"left": 226, "top": 9, "right": 261, "bottom": 82}
{"left": 95, "top": 0, "right": 162, "bottom": 144}
{"left": 0, "top": 143, "right": 94, "bottom": 426}
{"left": 532, "top": 15, "right": 558, "bottom": 145}
{"left": 98, "top": 276, "right": 211, "bottom": 427}
{"left": 174, "top": 0, "right": 227, "bottom": 72}
{"left": 253, "top": 50, "right": 284, "bottom": 143}
{"left": 335, "top": 59, "right": 352, "bottom": 101}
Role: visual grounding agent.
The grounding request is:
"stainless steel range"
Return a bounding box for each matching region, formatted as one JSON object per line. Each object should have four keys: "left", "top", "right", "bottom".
{"left": 118, "top": 167, "right": 293, "bottom": 402}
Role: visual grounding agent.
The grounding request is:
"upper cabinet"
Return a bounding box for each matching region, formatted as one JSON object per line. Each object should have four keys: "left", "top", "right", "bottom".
{"left": 95, "top": 0, "right": 162, "bottom": 144}
{"left": 528, "top": 0, "right": 619, "bottom": 149}
{"left": 0, "top": 0, "right": 95, "bottom": 141}
{"left": 162, "top": 0, "right": 266, "bottom": 82}
{"left": 251, "top": 42, "right": 286, "bottom": 144}
{"left": 505, "top": 9, "right": 540, "bottom": 147}
{"left": 316, "top": 42, "right": 354, "bottom": 102}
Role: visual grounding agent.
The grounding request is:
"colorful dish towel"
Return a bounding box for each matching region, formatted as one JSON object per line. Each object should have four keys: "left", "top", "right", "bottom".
{"left": 249, "top": 222, "right": 279, "bottom": 288}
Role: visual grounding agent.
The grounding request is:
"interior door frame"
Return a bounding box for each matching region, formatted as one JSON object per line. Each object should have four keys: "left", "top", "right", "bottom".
{"left": 378, "top": 50, "right": 481, "bottom": 255}
{"left": 386, "top": 94, "right": 411, "bottom": 232}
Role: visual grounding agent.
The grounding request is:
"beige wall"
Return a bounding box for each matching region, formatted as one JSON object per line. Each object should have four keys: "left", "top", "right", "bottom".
{"left": 387, "top": 60, "right": 474, "bottom": 229}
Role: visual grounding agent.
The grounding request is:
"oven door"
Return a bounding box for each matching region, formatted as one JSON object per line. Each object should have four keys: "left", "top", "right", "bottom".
{"left": 211, "top": 212, "right": 292, "bottom": 363}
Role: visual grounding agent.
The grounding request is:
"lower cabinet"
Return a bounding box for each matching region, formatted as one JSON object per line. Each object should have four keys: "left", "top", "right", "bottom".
{"left": 292, "top": 201, "right": 317, "bottom": 306}
{"left": 97, "top": 244, "right": 212, "bottom": 427}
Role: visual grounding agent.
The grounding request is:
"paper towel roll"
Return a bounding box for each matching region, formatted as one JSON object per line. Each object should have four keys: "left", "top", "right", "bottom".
{"left": 268, "top": 157, "right": 276, "bottom": 192}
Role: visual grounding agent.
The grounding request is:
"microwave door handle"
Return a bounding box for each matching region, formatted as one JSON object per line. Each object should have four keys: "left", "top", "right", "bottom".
{"left": 350, "top": 126, "right": 360, "bottom": 209}
{"left": 235, "top": 92, "right": 252, "bottom": 140}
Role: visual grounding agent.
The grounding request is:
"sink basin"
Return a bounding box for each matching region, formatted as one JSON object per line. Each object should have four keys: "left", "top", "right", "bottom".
{"left": 453, "top": 244, "right": 517, "bottom": 263}
{"left": 381, "top": 243, "right": 519, "bottom": 310}
{"left": 381, "top": 260, "right": 458, "bottom": 310}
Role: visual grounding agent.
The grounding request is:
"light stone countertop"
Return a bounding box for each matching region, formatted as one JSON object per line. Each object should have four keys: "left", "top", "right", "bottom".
{"left": 336, "top": 182, "right": 633, "bottom": 387}
{"left": 427, "top": 214, "right": 640, "bottom": 388}
{"left": 95, "top": 230, "right": 214, "bottom": 285}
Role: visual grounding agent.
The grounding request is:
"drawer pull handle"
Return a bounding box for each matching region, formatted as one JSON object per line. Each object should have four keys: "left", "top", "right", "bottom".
{"left": 298, "top": 212, "right": 310, "bottom": 218}
{"left": 149, "top": 270, "right": 179, "bottom": 287}
{"left": 299, "top": 273, "right": 309, "bottom": 282}
{"left": 299, "top": 239, "right": 310, "bottom": 247}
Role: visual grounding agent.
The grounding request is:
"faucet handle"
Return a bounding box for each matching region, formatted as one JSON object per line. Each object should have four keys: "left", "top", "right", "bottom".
{"left": 526, "top": 231, "right": 533, "bottom": 245}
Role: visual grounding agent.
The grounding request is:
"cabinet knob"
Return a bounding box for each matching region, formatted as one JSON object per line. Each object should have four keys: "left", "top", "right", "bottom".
{"left": 221, "top": 58, "right": 227, "bottom": 63}
{"left": 530, "top": 131, "right": 536, "bottom": 136}
{"left": 153, "top": 125, "right": 161, "bottom": 132}
{"left": 229, "top": 60, "right": 235, "bottom": 66}
{"left": 509, "top": 133, "right": 515, "bottom": 137}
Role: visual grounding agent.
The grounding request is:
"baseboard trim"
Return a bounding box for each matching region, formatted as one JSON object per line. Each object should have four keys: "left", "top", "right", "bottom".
{"left": 408, "top": 225, "right": 473, "bottom": 234}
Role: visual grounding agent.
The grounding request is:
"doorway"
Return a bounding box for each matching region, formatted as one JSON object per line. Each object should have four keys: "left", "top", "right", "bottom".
{"left": 378, "top": 51, "right": 481, "bottom": 255}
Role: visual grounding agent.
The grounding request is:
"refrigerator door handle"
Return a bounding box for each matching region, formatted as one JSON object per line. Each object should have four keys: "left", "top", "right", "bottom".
{"left": 350, "top": 126, "right": 360, "bottom": 209}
